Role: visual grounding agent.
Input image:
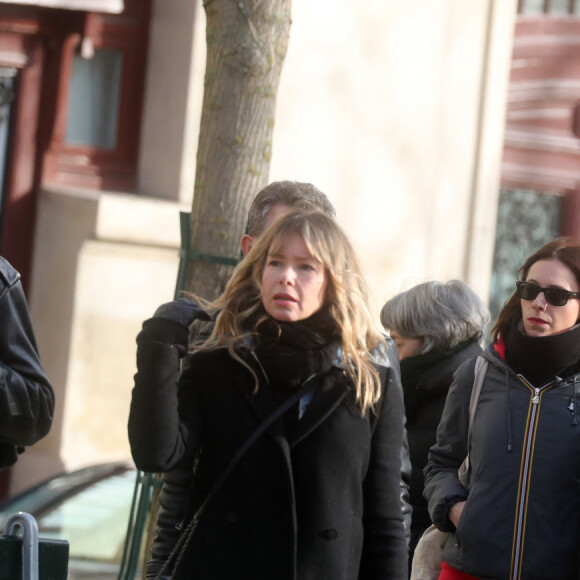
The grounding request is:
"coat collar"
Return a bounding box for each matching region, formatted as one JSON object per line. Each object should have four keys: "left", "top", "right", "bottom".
{"left": 289, "top": 370, "right": 351, "bottom": 446}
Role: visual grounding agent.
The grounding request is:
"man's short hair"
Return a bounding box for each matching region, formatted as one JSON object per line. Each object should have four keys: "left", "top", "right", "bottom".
{"left": 246, "top": 181, "right": 336, "bottom": 237}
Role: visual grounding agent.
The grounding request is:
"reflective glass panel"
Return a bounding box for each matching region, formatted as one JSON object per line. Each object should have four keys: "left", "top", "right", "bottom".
{"left": 0, "top": 68, "right": 16, "bottom": 220}
{"left": 66, "top": 49, "right": 123, "bottom": 150}
{"left": 488, "top": 189, "right": 561, "bottom": 326}
{"left": 549, "top": 0, "right": 572, "bottom": 13}
{"left": 520, "top": 0, "right": 546, "bottom": 13}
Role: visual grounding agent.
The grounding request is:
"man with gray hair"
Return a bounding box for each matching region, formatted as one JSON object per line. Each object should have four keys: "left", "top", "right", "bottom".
{"left": 243, "top": 180, "right": 336, "bottom": 242}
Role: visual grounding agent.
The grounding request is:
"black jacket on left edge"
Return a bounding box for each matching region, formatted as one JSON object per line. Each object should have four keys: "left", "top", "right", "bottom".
{"left": 0, "top": 257, "right": 54, "bottom": 468}
{"left": 130, "top": 338, "right": 408, "bottom": 580}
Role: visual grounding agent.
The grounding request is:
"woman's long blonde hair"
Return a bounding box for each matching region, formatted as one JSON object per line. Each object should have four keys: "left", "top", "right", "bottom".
{"left": 199, "top": 210, "right": 384, "bottom": 413}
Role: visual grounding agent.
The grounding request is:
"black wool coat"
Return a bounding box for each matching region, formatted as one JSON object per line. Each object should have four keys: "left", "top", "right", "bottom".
{"left": 130, "top": 343, "right": 408, "bottom": 580}
{"left": 403, "top": 341, "right": 482, "bottom": 545}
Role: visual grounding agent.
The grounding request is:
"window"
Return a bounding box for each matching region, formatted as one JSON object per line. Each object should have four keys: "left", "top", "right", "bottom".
{"left": 519, "top": 0, "right": 580, "bottom": 14}
{"left": 43, "top": 0, "right": 151, "bottom": 192}
{"left": 520, "top": 0, "right": 546, "bottom": 13}
{"left": 0, "top": 67, "right": 16, "bottom": 226}
{"left": 489, "top": 189, "right": 561, "bottom": 325}
{"left": 66, "top": 48, "right": 123, "bottom": 150}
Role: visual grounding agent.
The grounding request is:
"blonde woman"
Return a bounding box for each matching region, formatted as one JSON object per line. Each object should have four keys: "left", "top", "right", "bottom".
{"left": 129, "top": 211, "right": 408, "bottom": 579}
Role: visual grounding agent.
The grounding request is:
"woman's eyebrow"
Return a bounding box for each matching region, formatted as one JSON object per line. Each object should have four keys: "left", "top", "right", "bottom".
{"left": 527, "top": 278, "right": 568, "bottom": 290}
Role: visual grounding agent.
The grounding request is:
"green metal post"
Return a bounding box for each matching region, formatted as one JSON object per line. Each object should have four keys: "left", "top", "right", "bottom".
{"left": 117, "top": 472, "right": 162, "bottom": 580}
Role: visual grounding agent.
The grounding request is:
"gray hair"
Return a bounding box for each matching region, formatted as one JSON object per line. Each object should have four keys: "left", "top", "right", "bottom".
{"left": 246, "top": 181, "right": 336, "bottom": 237}
{"left": 380, "top": 280, "right": 490, "bottom": 354}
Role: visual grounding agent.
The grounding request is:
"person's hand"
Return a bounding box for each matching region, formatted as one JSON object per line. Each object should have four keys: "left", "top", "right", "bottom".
{"left": 137, "top": 299, "right": 210, "bottom": 356}
{"left": 153, "top": 298, "right": 209, "bottom": 326}
{"left": 448, "top": 501, "right": 466, "bottom": 528}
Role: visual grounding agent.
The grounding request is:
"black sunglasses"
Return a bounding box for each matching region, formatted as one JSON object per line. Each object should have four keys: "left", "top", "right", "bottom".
{"left": 516, "top": 281, "right": 580, "bottom": 307}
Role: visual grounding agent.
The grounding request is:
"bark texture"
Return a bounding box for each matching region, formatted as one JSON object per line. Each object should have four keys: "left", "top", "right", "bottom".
{"left": 187, "top": 0, "right": 292, "bottom": 299}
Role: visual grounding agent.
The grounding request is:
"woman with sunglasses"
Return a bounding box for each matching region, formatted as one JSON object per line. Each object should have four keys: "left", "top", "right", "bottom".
{"left": 424, "top": 237, "right": 580, "bottom": 580}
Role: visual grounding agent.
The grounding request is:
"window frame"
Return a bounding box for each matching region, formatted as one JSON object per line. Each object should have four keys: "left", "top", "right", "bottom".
{"left": 43, "top": 2, "right": 150, "bottom": 191}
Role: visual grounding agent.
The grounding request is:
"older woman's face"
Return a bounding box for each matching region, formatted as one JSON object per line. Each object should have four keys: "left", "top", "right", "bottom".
{"left": 261, "top": 232, "right": 327, "bottom": 322}
{"left": 521, "top": 258, "right": 580, "bottom": 337}
{"left": 389, "top": 330, "right": 423, "bottom": 360}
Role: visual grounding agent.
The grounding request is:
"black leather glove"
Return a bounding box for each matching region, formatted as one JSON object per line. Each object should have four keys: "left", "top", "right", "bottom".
{"left": 137, "top": 299, "right": 210, "bottom": 357}
{"left": 153, "top": 298, "right": 210, "bottom": 326}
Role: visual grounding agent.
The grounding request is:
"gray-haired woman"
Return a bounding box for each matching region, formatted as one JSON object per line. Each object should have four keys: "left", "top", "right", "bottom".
{"left": 380, "top": 280, "right": 489, "bottom": 565}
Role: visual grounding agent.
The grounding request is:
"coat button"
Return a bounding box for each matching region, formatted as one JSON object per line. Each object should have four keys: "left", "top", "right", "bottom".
{"left": 226, "top": 512, "right": 237, "bottom": 524}
{"left": 319, "top": 528, "right": 338, "bottom": 540}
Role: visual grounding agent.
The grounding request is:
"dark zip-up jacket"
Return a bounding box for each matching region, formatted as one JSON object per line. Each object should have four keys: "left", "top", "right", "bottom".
{"left": 424, "top": 344, "right": 580, "bottom": 580}
{"left": 130, "top": 321, "right": 408, "bottom": 579}
{"left": 0, "top": 257, "right": 54, "bottom": 468}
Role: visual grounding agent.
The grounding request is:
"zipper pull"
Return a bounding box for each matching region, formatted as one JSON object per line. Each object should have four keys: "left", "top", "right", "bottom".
{"left": 532, "top": 388, "right": 540, "bottom": 404}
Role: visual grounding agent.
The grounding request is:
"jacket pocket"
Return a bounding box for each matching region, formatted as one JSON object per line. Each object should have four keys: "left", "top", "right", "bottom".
{"left": 453, "top": 496, "right": 471, "bottom": 548}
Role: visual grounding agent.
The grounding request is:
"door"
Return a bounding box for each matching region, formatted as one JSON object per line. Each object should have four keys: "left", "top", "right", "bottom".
{"left": 0, "top": 31, "right": 43, "bottom": 290}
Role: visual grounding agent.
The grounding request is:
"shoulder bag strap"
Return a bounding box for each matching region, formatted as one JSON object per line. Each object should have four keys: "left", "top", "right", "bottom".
{"left": 466, "top": 356, "right": 488, "bottom": 451}
{"left": 201, "top": 374, "right": 318, "bottom": 506}
{"left": 458, "top": 356, "right": 488, "bottom": 489}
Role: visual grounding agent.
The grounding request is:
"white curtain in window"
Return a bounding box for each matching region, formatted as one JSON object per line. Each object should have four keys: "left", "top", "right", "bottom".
{"left": 0, "top": 0, "right": 123, "bottom": 13}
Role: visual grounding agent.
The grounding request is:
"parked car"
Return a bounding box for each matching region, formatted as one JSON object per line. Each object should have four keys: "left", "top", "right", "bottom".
{"left": 0, "top": 462, "right": 144, "bottom": 579}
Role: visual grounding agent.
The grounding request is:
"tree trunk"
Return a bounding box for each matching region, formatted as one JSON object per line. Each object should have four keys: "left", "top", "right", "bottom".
{"left": 186, "top": 0, "right": 292, "bottom": 299}
{"left": 139, "top": 4, "right": 291, "bottom": 577}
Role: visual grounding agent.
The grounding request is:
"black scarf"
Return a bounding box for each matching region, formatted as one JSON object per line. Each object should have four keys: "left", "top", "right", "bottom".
{"left": 504, "top": 318, "right": 580, "bottom": 386}
{"left": 251, "top": 306, "right": 341, "bottom": 396}
{"left": 400, "top": 339, "right": 475, "bottom": 414}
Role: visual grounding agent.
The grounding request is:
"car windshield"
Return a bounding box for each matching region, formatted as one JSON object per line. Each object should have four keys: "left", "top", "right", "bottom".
{"left": 0, "top": 468, "right": 136, "bottom": 565}
{"left": 43, "top": 470, "right": 134, "bottom": 562}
